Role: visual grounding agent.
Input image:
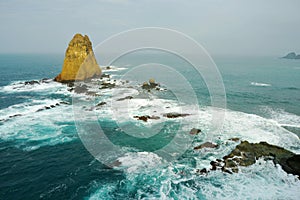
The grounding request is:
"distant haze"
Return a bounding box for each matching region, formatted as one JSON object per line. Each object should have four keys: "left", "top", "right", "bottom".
{"left": 0, "top": 0, "right": 300, "bottom": 56}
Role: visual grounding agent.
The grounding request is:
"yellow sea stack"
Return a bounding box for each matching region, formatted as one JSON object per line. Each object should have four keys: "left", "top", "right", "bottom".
{"left": 54, "top": 33, "right": 101, "bottom": 82}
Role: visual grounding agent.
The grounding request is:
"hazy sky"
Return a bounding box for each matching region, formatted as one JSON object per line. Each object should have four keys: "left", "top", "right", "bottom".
{"left": 0, "top": 0, "right": 299, "bottom": 56}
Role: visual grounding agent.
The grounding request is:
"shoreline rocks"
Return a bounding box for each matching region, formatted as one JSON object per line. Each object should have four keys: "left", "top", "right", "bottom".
{"left": 196, "top": 140, "right": 300, "bottom": 177}
{"left": 163, "top": 112, "right": 190, "bottom": 118}
{"left": 222, "top": 141, "right": 300, "bottom": 177}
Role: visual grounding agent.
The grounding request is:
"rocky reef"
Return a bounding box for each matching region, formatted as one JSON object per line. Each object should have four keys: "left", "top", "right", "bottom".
{"left": 198, "top": 140, "right": 300, "bottom": 177}
{"left": 222, "top": 141, "right": 300, "bottom": 176}
{"left": 54, "top": 33, "right": 101, "bottom": 82}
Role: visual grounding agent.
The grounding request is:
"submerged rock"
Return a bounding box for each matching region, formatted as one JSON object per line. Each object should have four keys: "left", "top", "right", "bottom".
{"left": 228, "top": 137, "right": 240, "bottom": 142}
{"left": 96, "top": 102, "right": 106, "bottom": 107}
{"left": 54, "top": 33, "right": 101, "bottom": 82}
{"left": 196, "top": 168, "right": 207, "bottom": 175}
{"left": 24, "top": 80, "right": 39, "bottom": 85}
{"left": 133, "top": 115, "right": 160, "bottom": 122}
{"left": 194, "top": 142, "right": 218, "bottom": 150}
{"left": 163, "top": 112, "right": 190, "bottom": 118}
{"left": 190, "top": 128, "right": 201, "bottom": 135}
{"left": 117, "top": 96, "right": 133, "bottom": 101}
{"left": 100, "top": 82, "right": 115, "bottom": 89}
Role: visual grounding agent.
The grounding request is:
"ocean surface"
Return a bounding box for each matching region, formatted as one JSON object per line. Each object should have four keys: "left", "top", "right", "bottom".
{"left": 0, "top": 53, "right": 300, "bottom": 199}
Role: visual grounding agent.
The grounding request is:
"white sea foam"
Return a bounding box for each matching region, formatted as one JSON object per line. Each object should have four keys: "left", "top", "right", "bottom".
{"left": 250, "top": 82, "right": 272, "bottom": 87}
{"left": 89, "top": 156, "right": 300, "bottom": 200}
{"left": 94, "top": 92, "right": 299, "bottom": 153}
{"left": 0, "top": 99, "right": 76, "bottom": 151}
{"left": 0, "top": 99, "right": 61, "bottom": 121}
{"left": 260, "top": 106, "right": 300, "bottom": 128}
{"left": 0, "top": 80, "right": 69, "bottom": 94}
{"left": 115, "top": 152, "right": 164, "bottom": 173}
{"left": 101, "top": 65, "right": 127, "bottom": 72}
{"left": 198, "top": 159, "right": 300, "bottom": 199}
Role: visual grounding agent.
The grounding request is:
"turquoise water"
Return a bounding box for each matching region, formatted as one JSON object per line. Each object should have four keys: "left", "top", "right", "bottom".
{"left": 0, "top": 54, "right": 299, "bottom": 199}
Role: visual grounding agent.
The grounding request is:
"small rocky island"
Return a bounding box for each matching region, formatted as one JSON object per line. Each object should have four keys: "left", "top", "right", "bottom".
{"left": 54, "top": 33, "right": 102, "bottom": 82}
{"left": 195, "top": 139, "right": 300, "bottom": 178}
{"left": 282, "top": 52, "right": 300, "bottom": 59}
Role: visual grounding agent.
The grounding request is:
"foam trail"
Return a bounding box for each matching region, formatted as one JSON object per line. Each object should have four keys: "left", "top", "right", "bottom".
{"left": 250, "top": 82, "right": 271, "bottom": 87}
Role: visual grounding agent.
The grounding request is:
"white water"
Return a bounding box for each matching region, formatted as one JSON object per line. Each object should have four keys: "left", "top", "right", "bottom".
{"left": 250, "top": 82, "right": 272, "bottom": 87}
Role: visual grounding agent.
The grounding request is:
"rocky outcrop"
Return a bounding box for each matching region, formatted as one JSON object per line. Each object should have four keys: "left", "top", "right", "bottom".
{"left": 282, "top": 52, "right": 300, "bottom": 59}
{"left": 196, "top": 140, "right": 300, "bottom": 177}
{"left": 133, "top": 115, "right": 160, "bottom": 122}
{"left": 54, "top": 33, "right": 101, "bottom": 82}
{"left": 190, "top": 128, "right": 201, "bottom": 135}
{"left": 194, "top": 142, "right": 218, "bottom": 150}
{"left": 163, "top": 112, "right": 190, "bottom": 118}
{"left": 222, "top": 141, "right": 300, "bottom": 176}
{"left": 142, "top": 78, "right": 160, "bottom": 90}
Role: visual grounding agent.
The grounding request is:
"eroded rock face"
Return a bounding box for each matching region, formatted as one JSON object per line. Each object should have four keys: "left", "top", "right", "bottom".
{"left": 55, "top": 33, "right": 101, "bottom": 82}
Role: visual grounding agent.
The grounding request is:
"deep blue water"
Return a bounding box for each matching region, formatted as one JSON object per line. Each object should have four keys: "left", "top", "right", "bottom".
{"left": 0, "top": 54, "right": 299, "bottom": 199}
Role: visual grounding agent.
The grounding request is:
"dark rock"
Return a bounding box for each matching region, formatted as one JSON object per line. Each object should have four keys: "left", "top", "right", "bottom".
{"left": 229, "top": 137, "right": 240, "bottom": 142}
{"left": 194, "top": 142, "right": 218, "bottom": 150}
{"left": 163, "top": 112, "right": 190, "bottom": 118}
{"left": 133, "top": 115, "right": 160, "bottom": 122}
{"left": 210, "top": 161, "right": 218, "bottom": 171}
{"left": 141, "top": 78, "right": 159, "bottom": 90}
{"left": 44, "top": 106, "right": 51, "bottom": 109}
{"left": 190, "top": 128, "right": 201, "bottom": 135}
{"left": 96, "top": 102, "right": 106, "bottom": 107}
{"left": 9, "top": 114, "right": 22, "bottom": 118}
{"left": 24, "top": 80, "right": 39, "bottom": 85}
{"left": 100, "top": 82, "right": 115, "bottom": 89}
{"left": 221, "top": 167, "right": 233, "bottom": 174}
{"left": 222, "top": 141, "right": 300, "bottom": 177}
{"left": 117, "top": 96, "right": 133, "bottom": 101}
{"left": 101, "top": 73, "right": 110, "bottom": 78}
{"left": 282, "top": 155, "right": 300, "bottom": 176}
{"left": 196, "top": 168, "right": 207, "bottom": 175}
{"left": 136, "top": 115, "right": 149, "bottom": 122}
{"left": 67, "top": 82, "right": 74, "bottom": 87}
